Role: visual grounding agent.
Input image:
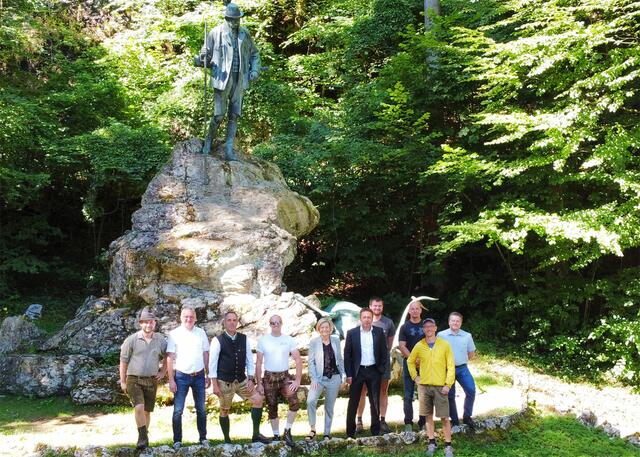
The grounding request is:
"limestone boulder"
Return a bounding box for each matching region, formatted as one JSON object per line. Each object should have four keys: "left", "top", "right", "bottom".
{"left": 70, "top": 366, "right": 129, "bottom": 405}
{"left": 108, "top": 139, "right": 319, "bottom": 307}
{"left": 0, "top": 354, "right": 96, "bottom": 396}
{"left": 0, "top": 315, "right": 45, "bottom": 354}
{"left": 42, "top": 296, "right": 136, "bottom": 358}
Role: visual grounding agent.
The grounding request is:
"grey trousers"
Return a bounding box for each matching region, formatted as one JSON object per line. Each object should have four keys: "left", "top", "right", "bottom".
{"left": 306, "top": 374, "right": 342, "bottom": 435}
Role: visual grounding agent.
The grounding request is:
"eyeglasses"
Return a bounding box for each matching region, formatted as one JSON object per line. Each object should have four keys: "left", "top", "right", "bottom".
{"left": 269, "top": 321, "right": 282, "bottom": 326}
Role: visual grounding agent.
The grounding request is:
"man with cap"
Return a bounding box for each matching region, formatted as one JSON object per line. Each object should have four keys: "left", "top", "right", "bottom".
{"left": 437, "top": 311, "right": 477, "bottom": 428}
{"left": 167, "top": 305, "right": 211, "bottom": 450}
{"left": 408, "top": 318, "right": 455, "bottom": 457}
{"left": 195, "top": 2, "right": 260, "bottom": 159}
{"left": 209, "top": 310, "right": 271, "bottom": 444}
{"left": 119, "top": 307, "right": 167, "bottom": 450}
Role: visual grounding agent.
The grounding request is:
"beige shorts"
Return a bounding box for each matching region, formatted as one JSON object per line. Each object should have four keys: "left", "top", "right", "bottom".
{"left": 418, "top": 384, "right": 449, "bottom": 418}
{"left": 217, "top": 379, "right": 255, "bottom": 410}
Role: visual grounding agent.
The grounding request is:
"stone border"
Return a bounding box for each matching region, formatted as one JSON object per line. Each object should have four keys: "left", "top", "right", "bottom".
{"left": 33, "top": 409, "right": 532, "bottom": 457}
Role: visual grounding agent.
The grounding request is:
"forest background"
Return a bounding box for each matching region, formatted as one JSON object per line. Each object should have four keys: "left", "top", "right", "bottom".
{"left": 1, "top": 0, "right": 639, "bottom": 389}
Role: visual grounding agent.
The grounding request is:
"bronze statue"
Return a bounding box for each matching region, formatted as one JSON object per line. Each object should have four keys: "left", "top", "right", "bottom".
{"left": 195, "top": 3, "right": 260, "bottom": 160}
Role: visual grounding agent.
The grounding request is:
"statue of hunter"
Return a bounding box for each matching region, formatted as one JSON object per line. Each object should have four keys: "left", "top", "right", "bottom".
{"left": 195, "top": 2, "right": 260, "bottom": 160}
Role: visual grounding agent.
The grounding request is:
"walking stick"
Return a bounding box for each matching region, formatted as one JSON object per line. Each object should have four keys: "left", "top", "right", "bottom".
{"left": 202, "top": 21, "right": 209, "bottom": 140}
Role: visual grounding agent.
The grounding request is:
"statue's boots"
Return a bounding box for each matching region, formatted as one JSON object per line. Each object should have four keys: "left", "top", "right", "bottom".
{"left": 203, "top": 135, "right": 213, "bottom": 155}
{"left": 203, "top": 115, "right": 223, "bottom": 155}
{"left": 224, "top": 117, "right": 239, "bottom": 161}
{"left": 136, "top": 425, "right": 149, "bottom": 450}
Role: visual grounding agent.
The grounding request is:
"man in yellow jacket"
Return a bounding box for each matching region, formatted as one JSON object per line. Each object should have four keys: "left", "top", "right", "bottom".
{"left": 408, "top": 317, "right": 455, "bottom": 457}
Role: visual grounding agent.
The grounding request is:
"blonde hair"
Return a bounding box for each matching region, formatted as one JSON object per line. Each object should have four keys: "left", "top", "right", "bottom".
{"left": 315, "top": 317, "right": 335, "bottom": 333}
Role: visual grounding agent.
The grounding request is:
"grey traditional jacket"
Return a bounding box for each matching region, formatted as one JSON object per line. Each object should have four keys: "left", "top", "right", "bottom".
{"left": 201, "top": 23, "right": 260, "bottom": 91}
{"left": 308, "top": 335, "right": 346, "bottom": 383}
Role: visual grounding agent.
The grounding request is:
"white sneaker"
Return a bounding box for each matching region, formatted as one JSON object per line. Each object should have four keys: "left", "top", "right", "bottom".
{"left": 444, "top": 446, "right": 454, "bottom": 457}
{"left": 426, "top": 443, "right": 437, "bottom": 456}
{"left": 173, "top": 442, "right": 181, "bottom": 450}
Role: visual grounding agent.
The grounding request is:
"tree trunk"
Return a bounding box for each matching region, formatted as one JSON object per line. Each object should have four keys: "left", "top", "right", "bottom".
{"left": 424, "top": 0, "right": 441, "bottom": 31}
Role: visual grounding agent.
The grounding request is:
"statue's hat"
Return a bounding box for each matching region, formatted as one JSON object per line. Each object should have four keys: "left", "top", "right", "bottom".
{"left": 224, "top": 3, "right": 244, "bottom": 18}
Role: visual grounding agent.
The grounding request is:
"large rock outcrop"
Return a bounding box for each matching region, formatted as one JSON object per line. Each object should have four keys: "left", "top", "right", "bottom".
{"left": 108, "top": 139, "right": 318, "bottom": 307}
{"left": 0, "top": 354, "right": 97, "bottom": 397}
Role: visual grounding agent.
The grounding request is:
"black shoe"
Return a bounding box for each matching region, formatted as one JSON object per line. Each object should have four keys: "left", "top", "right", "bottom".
{"left": 252, "top": 433, "right": 272, "bottom": 444}
{"left": 136, "top": 426, "right": 148, "bottom": 450}
{"left": 451, "top": 419, "right": 460, "bottom": 427}
{"left": 284, "top": 428, "right": 295, "bottom": 447}
{"left": 355, "top": 420, "right": 364, "bottom": 433}
{"left": 380, "top": 420, "right": 391, "bottom": 434}
{"left": 463, "top": 417, "right": 475, "bottom": 429}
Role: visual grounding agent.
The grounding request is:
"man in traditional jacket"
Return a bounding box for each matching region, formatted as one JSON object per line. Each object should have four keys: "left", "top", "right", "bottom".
{"left": 195, "top": 2, "right": 260, "bottom": 159}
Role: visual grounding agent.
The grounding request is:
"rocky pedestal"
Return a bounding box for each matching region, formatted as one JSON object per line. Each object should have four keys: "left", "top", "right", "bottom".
{"left": 108, "top": 138, "right": 318, "bottom": 307}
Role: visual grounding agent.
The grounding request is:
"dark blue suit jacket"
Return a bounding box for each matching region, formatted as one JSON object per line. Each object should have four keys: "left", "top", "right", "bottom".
{"left": 344, "top": 325, "right": 389, "bottom": 379}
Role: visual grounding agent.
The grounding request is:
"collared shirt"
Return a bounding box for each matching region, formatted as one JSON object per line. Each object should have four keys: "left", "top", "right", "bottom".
{"left": 257, "top": 334, "right": 297, "bottom": 372}
{"left": 437, "top": 328, "right": 476, "bottom": 366}
{"left": 120, "top": 331, "right": 167, "bottom": 377}
{"left": 208, "top": 331, "right": 254, "bottom": 378}
{"left": 167, "top": 325, "right": 209, "bottom": 374}
{"left": 359, "top": 327, "right": 375, "bottom": 366}
{"left": 407, "top": 337, "right": 455, "bottom": 387}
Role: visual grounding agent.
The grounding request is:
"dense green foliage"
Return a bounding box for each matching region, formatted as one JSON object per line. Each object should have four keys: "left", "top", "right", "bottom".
{"left": 2, "top": 0, "right": 640, "bottom": 386}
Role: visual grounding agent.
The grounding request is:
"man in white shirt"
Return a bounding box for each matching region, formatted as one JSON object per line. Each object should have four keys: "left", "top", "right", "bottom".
{"left": 209, "top": 310, "right": 271, "bottom": 444}
{"left": 167, "top": 306, "right": 210, "bottom": 449}
{"left": 255, "top": 314, "right": 303, "bottom": 447}
{"left": 343, "top": 307, "right": 389, "bottom": 438}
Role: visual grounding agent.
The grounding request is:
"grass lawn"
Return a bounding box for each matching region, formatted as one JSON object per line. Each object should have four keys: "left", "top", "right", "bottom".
{"left": 331, "top": 415, "right": 640, "bottom": 457}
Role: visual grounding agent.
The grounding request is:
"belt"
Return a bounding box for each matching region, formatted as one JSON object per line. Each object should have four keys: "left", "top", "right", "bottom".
{"left": 455, "top": 364, "right": 467, "bottom": 367}
{"left": 179, "top": 369, "right": 204, "bottom": 377}
{"left": 265, "top": 370, "right": 288, "bottom": 375}
{"left": 360, "top": 364, "right": 375, "bottom": 368}
{"left": 128, "top": 375, "right": 155, "bottom": 379}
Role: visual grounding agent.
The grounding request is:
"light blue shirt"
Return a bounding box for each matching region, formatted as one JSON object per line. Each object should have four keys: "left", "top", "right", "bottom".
{"left": 437, "top": 328, "right": 475, "bottom": 366}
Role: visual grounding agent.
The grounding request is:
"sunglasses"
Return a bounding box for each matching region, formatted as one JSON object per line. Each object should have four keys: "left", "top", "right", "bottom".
{"left": 269, "top": 321, "right": 282, "bottom": 326}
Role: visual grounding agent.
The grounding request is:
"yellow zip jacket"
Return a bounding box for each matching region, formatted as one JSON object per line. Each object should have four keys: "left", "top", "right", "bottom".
{"left": 407, "top": 337, "right": 455, "bottom": 387}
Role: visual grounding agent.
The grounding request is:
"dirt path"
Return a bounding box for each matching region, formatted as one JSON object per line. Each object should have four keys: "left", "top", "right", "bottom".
{"left": 484, "top": 361, "right": 640, "bottom": 438}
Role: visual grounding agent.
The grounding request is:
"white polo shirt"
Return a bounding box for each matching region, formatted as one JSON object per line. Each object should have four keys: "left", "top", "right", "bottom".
{"left": 257, "top": 334, "right": 297, "bottom": 372}
{"left": 167, "top": 325, "right": 209, "bottom": 374}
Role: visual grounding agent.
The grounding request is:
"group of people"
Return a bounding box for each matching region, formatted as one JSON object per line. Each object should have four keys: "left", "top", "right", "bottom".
{"left": 119, "top": 298, "right": 477, "bottom": 457}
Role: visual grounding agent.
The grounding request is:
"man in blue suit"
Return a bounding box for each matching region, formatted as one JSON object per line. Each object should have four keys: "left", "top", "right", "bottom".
{"left": 344, "top": 307, "right": 389, "bottom": 438}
